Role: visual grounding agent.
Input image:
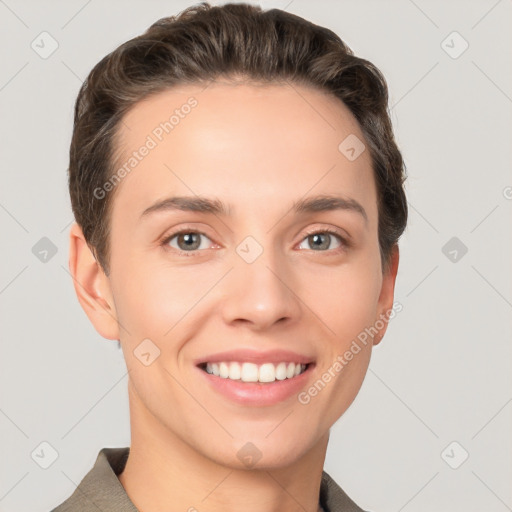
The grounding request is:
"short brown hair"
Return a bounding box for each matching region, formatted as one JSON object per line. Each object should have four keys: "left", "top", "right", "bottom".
{"left": 68, "top": 1, "right": 408, "bottom": 275}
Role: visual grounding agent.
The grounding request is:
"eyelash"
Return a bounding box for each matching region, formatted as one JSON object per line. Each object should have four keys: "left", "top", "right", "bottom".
{"left": 160, "top": 227, "right": 350, "bottom": 257}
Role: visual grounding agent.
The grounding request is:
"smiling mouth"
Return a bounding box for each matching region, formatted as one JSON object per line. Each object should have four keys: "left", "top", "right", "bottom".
{"left": 197, "top": 361, "right": 312, "bottom": 384}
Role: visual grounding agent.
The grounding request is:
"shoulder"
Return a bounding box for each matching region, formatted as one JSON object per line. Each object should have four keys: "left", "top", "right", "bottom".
{"left": 49, "top": 447, "right": 137, "bottom": 512}
{"left": 320, "top": 470, "right": 373, "bottom": 512}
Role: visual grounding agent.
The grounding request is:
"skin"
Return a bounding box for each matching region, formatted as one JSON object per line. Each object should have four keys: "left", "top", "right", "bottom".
{"left": 69, "top": 81, "right": 399, "bottom": 512}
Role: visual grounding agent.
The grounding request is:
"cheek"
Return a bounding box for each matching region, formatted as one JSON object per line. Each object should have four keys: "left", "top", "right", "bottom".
{"left": 300, "top": 259, "right": 382, "bottom": 341}
{"left": 111, "top": 254, "right": 204, "bottom": 340}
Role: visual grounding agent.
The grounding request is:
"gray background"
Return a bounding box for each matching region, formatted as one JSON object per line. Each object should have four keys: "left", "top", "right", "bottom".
{"left": 1, "top": 0, "right": 511, "bottom": 511}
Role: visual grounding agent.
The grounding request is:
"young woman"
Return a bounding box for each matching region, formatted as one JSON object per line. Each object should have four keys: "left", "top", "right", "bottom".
{"left": 53, "top": 3, "right": 407, "bottom": 511}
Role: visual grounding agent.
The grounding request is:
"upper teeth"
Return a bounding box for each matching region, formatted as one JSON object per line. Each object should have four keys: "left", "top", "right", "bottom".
{"left": 205, "top": 362, "right": 307, "bottom": 383}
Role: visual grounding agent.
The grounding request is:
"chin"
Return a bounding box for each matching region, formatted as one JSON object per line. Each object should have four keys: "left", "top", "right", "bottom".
{"left": 203, "top": 432, "right": 317, "bottom": 471}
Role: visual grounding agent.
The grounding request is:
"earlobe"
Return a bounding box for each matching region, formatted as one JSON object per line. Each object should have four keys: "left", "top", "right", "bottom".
{"left": 68, "top": 222, "right": 120, "bottom": 341}
{"left": 373, "top": 245, "right": 400, "bottom": 346}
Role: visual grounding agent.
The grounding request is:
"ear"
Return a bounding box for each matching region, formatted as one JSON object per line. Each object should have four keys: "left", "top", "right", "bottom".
{"left": 68, "top": 222, "right": 120, "bottom": 340}
{"left": 373, "top": 245, "right": 400, "bottom": 346}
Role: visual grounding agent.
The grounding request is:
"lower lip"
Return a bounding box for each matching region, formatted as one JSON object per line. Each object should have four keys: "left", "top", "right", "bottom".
{"left": 196, "top": 364, "right": 315, "bottom": 407}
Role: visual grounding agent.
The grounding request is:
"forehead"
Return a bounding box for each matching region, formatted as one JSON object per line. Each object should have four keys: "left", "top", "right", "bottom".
{"left": 110, "top": 81, "right": 377, "bottom": 224}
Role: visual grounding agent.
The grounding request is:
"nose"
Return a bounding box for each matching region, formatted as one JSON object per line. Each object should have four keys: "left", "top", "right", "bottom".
{"left": 220, "top": 250, "right": 302, "bottom": 331}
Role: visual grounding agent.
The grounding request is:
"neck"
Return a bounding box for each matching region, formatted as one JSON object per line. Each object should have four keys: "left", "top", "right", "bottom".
{"left": 118, "top": 380, "right": 329, "bottom": 512}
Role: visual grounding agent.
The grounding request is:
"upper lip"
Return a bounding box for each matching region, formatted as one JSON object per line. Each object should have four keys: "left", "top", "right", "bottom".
{"left": 194, "top": 349, "right": 315, "bottom": 366}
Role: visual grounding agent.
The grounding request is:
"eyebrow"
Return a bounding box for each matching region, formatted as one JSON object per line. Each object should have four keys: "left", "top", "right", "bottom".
{"left": 141, "top": 194, "right": 368, "bottom": 224}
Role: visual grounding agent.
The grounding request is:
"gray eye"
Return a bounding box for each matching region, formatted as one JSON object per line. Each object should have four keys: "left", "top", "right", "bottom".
{"left": 168, "top": 232, "right": 211, "bottom": 251}
{"left": 298, "top": 232, "right": 342, "bottom": 251}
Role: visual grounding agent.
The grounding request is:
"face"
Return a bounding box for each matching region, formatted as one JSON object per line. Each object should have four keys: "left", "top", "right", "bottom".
{"left": 75, "top": 81, "right": 398, "bottom": 470}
